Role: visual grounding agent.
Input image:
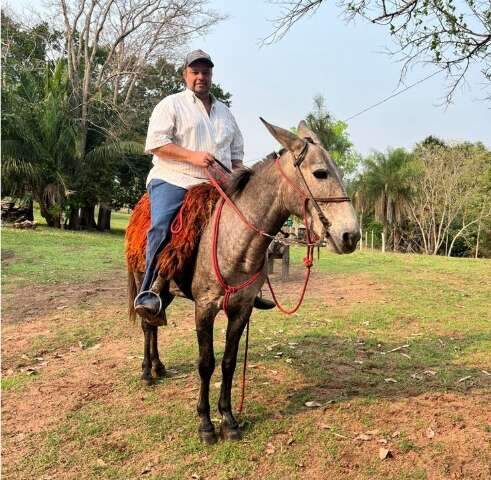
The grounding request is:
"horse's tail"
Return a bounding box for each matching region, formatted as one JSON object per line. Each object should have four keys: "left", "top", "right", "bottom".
{"left": 128, "top": 270, "right": 137, "bottom": 323}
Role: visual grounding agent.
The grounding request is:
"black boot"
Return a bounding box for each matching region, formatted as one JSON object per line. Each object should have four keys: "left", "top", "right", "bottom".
{"left": 253, "top": 296, "right": 276, "bottom": 310}
{"left": 135, "top": 276, "right": 168, "bottom": 325}
{"left": 135, "top": 291, "right": 162, "bottom": 317}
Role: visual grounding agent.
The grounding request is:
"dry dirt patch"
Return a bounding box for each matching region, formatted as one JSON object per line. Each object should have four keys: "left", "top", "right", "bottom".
{"left": 2, "top": 273, "right": 126, "bottom": 323}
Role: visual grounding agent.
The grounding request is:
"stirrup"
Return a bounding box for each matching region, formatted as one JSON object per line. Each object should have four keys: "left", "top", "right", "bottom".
{"left": 133, "top": 290, "right": 163, "bottom": 315}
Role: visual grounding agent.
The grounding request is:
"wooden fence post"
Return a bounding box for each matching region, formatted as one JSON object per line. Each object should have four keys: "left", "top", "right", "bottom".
{"left": 281, "top": 245, "right": 290, "bottom": 281}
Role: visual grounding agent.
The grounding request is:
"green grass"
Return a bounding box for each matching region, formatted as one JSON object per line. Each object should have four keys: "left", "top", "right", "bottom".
{"left": 2, "top": 206, "right": 130, "bottom": 289}
{"left": 1, "top": 222, "right": 127, "bottom": 289}
{"left": 2, "top": 225, "right": 491, "bottom": 480}
{"left": 1, "top": 373, "right": 36, "bottom": 391}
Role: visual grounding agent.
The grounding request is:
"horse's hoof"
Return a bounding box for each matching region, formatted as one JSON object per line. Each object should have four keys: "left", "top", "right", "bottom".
{"left": 199, "top": 428, "right": 218, "bottom": 445}
{"left": 140, "top": 373, "right": 154, "bottom": 386}
{"left": 152, "top": 363, "right": 166, "bottom": 378}
{"left": 219, "top": 423, "right": 242, "bottom": 441}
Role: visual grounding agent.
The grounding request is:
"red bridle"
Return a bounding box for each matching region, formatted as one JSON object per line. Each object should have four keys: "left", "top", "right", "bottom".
{"left": 207, "top": 143, "right": 352, "bottom": 415}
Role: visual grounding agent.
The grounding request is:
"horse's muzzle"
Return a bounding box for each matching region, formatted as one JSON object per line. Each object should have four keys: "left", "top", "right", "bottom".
{"left": 342, "top": 230, "right": 361, "bottom": 253}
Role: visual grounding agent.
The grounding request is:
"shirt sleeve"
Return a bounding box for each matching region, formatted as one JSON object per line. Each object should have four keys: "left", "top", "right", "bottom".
{"left": 229, "top": 114, "right": 244, "bottom": 162}
{"left": 144, "top": 97, "right": 175, "bottom": 154}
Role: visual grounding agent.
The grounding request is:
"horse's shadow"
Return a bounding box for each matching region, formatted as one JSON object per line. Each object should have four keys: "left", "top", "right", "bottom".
{"left": 164, "top": 331, "right": 490, "bottom": 430}
{"left": 248, "top": 333, "right": 490, "bottom": 425}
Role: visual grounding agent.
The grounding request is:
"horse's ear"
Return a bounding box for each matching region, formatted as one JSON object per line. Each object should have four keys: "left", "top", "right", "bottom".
{"left": 297, "top": 120, "right": 321, "bottom": 144}
{"left": 259, "top": 117, "right": 305, "bottom": 156}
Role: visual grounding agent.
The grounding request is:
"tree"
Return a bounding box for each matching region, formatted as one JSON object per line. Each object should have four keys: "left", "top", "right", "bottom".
{"left": 265, "top": 0, "right": 491, "bottom": 102}
{"left": 57, "top": 0, "right": 224, "bottom": 155}
{"left": 303, "top": 95, "right": 360, "bottom": 177}
{"left": 1, "top": 11, "right": 62, "bottom": 86}
{"left": 51, "top": 0, "right": 224, "bottom": 228}
{"left": 2, "top": 61, "right": 77, "bottom": 227}
{"left": 407, "top": 142, "right": 491, "bottom": 255}
{"left": 2, "top": 5, "right": 231, "bottom": 231}
{"left": 357, "top": 148, "right": 414, "bottom": 251}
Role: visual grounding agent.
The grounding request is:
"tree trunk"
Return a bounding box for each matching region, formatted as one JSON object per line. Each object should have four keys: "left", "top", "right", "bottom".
{"left": 359, "top": 213, "right": 363, "bottom": 251}
{"left": 97, "top": 204, "right": 112, "bottom": 231}
{"left": 475, "top": 218, "right": 482, "bottom": 259}
{"left": 67, "top": 207, "right": 81, "bottom": 230}
{"left": 24, "top": 197, "right": 34, "bottom": 221}
{"left": 39, "top": 199, "right": 61, "bottom": 228}
{"left": 80, "top": 204, "right": 97, "bottom": 229}
{"left": 382, "top": 224, "right": 387, "bottom": 253}
{"left": 392, "top": 224, "right": 400, "bottom": 251}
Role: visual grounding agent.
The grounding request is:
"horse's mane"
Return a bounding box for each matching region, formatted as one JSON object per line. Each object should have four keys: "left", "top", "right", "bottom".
{"left": 225, "top": 150, "right": 285, "bottom": 196}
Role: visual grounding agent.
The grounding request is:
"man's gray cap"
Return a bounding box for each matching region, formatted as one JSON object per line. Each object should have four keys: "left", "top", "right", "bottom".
{"left": 184, "top": 49, "right": 214, "bottom": 68}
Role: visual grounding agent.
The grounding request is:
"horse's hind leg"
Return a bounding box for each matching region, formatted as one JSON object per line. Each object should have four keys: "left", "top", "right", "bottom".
{"left": 218, "top": 304, "right": 253, "bottom": 441}
{"left": 195, "top": 303, "right": 219, "bottom": 444}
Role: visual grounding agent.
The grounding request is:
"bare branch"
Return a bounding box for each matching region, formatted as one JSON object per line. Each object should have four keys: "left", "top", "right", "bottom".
{"left": 264, "top": 0, "right": 491, "bottom": 103}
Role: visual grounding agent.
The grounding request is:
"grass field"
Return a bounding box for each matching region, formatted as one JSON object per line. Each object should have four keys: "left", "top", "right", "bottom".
{"left": 2, "top": 221, "right": 491, "bottom": 479}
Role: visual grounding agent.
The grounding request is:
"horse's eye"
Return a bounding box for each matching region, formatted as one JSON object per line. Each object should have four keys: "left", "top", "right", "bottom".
{"left": 313, "top": 169, "right": 328, "bottom": 179}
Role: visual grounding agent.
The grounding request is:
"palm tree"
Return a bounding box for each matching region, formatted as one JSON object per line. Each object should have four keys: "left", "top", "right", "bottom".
{"left": 2, "top": 61, "right": 77, "bottom": 227}
{"left": 2, "top": 60, "right": 143, "bottom": 229}
{"left": 359, "top": 148, "right": 414, "bottom": 251}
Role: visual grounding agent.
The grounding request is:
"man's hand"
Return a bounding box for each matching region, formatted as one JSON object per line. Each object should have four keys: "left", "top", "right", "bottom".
{"left": 189, "top": 151, "right": 214, "bottom": 168}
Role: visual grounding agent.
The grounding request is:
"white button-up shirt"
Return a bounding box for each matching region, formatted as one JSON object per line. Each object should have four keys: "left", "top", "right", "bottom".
{"left": 144, "top": 89, "right": 244, "bottom": 188}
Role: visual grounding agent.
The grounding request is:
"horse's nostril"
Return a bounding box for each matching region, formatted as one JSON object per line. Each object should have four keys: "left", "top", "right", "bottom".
{"left": 342, "top": 231, "right": 361, "bottom": 248}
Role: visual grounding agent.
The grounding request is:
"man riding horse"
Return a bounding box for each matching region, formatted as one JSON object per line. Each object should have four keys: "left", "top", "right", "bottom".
{"left": 135, "top": 49, "right": 275, "bottom": 322}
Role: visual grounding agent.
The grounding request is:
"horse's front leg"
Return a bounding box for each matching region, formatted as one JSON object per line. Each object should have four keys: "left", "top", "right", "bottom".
{"left": 218, "top": 303, "right": 253, "bottom": 441}
{"left": 150, "top": 325, "right": 166, "bottom": 378}
{"left": 141, "top": 319, "right": 153, "bottom": 385}
{"left": 149, "top": 291, "right": 174, "bottom": 378}
{"left": 195, "top": 303, "right": 219, "bottom": 444}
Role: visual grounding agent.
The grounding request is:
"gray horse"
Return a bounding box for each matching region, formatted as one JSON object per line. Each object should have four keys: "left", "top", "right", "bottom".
{"left": 127, "top": 119, "right": 360, "bottom": 444}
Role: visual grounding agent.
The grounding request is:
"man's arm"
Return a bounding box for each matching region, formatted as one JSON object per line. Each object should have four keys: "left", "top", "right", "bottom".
{"left": 151, "top": 144, "right": 214, "bottom": 169}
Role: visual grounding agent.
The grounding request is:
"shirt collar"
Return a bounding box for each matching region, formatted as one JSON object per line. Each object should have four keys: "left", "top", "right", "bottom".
{"left": 185, "top": 88, "right": 216, "bottom": 105}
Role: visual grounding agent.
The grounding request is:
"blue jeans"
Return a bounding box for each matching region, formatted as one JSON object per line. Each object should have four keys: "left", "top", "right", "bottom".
{"left": 140, "top": 179, "right": 187, "bottom": 293}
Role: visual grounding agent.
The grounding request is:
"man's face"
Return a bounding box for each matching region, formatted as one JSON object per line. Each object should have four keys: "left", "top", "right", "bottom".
{"left": 183, "top": 61, "right": 213, "bottom": 96}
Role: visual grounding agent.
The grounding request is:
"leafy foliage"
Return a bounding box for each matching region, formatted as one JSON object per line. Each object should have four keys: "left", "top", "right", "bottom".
{"left": 2, "top": 60, "right": 77, "bottom": 226}
{"left": 1, "top": 10, "right": 233, "bottom": 229}
{"left": 304, "top": 95, "right": 360, "bottom": 178}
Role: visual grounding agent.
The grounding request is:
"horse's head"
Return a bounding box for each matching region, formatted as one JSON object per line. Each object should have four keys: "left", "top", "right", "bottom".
{"left": 261, "top": 118, "right": 360, "bottom": 253}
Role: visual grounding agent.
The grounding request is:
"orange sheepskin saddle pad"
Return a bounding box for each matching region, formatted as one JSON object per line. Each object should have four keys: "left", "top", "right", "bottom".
{"left": 125, "top": 183, "right": 221, "bottom": 279}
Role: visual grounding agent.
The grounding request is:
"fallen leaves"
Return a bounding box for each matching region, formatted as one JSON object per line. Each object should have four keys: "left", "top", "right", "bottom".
{"left": 265, "top": 442, "right": 275, "bottom": 455}
{"left": 379, "top": 447, "right": 392, "bottom": 460}
{"left": 381, "top": 344, "right": 409, "bottom": 355}
{"left": 304, "top": 401, "right": 323, "bottom": 408}
{"left": 426, "top": 427, "right": 435, "bottom": 439}
{"left": 318, "top": 424, "right": 349, "bottom": 439}
{"left": 411, "top": 370, "right": 438, "bottom": 380}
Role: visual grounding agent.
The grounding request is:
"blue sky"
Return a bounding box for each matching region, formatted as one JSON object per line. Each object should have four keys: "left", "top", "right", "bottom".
{"left": 13, "top": 0, "right": 491, "bottom": 164}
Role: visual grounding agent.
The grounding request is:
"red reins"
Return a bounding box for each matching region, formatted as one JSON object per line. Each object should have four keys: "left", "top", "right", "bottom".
{"left": 206, "top": 161, "right": 318, "bottom": 317}
{"left": 193, "top": 150, "right": 349, "bottom": 415}
{"left": 207, "top": 158, "right": 321, "bottom": 415}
